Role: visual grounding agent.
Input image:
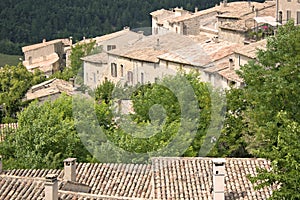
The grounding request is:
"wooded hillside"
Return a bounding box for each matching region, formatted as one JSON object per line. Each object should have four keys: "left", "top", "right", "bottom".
{"left": 0, "top": 0, "right": 264, "bottom": 55}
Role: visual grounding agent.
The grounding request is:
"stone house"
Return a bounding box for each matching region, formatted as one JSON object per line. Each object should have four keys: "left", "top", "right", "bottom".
{"left": 22, "top": 39, "right": 72, "bottom": 77}
{"left": 81, "top": 28, "right": 145, "bottom": 89}
{"left": 151, "top": 1, "right": 277, "bottom": 44}
{"left": 82, "top": 31, "right": 244, "bottom": 90}
{"left": 24, "top": 78, "right": 74, "bottom": 102}
{"left": 0, "top": 157, "right": 278, "bottom": 199}
{"left": 205, "top": 39, "right": 267, "bottom": 89}
{"left": 276, "top": 0, "right": 300, "bottom": 25}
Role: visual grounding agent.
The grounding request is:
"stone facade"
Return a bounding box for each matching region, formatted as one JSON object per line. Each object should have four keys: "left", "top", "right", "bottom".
{"left": 276, "top": 0, "right": 300, "bottom": 24}
{"left": 22, "top": 39, "right": 71, "bottom": 76}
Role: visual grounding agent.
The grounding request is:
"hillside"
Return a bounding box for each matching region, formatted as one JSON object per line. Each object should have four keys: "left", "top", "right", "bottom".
{"left": 0, "top": 0, "right": 264, "bottom": 55}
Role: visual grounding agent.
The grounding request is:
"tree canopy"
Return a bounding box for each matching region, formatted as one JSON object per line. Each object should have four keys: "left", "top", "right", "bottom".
{"left": 0, "top": 94, "right": 92, "bottom": 169}
{"left": 0, "top": 64, "right": 45, "bottom": 123}
{"left": 217, "top": 21, "right": 300, "bottom": 199}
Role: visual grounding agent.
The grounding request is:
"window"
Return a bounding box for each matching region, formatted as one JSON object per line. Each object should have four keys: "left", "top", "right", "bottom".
{"left": 141, "top": 72, "right": 144, "bottom": 84}
{"left": 121, "top": 65, "right": 124, "bottom": 77}
{"left": 111, "top": 63, "right": 117, "bottom": 77}
{"left": 297, "top": 12, "right": 300, "bottom": 24}
{"left": 279, "top": 11, "right": 283, "bottom": 24}
{"left": 86, "top": 73, "right": 88, "bottom": 82}
{"left": 107, "top": 45, "right": 116, "bottom": 51}
{"left": 93, "top": 72, "right": 96, "bottom": 83}
{"left": 287, "top": 0, "right": 291, "bottom": 2}
{"left": 287, "top": 10, "right": 291, "bottom": 21}
{"left": 127, "top": 71, "right": 133, "bottom": 84}
{"left": 28, "top": 56, "right": 32, "bottom": 65}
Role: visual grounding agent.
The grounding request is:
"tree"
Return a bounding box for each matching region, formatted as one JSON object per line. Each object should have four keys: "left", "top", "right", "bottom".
{"left": 0, "top": 94, "right": 92, "bottom": 169}
{"left": 222, "top": 21, "right": 300, "bottom": 198}
{"left": 51, "top": 40, "right": 96, "bottom": 82}
{"left": 0, "top": 64, "right": 45, "bottom": 123}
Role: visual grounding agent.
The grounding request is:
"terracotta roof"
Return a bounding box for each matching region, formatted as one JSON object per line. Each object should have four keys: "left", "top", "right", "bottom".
{"left": 234, "top": 39, "right": 267, "bottom": 59}
{"left": 78, "top": 28, "right": 140, "bottom": 45}
{"left": 219, "top": 3, "right": 276, "bottom": 32}
{"left": 109, "top": 33, "right": 195, "bottom": 63}
{"left": 0, "top": 157, "right": 278, "bottom": 199}
{"left": 218, "top": 68, "right": 244, "bottom": 83}
{"left": 1, "top": 163, "right": 152, "bottom": 199}
{"left": 150, "top": 9, "right": 173, "bottom": 17}
{"left": 152, "top": 157, "right": 275, "bottom": 200}
{"left": 22, "top": 39, "right": 66, "bottom": 52}
{"left": 25, "top": 78, "right": 74, "bottom": 101}
{"left": 204, "top": 61, "right": 229, "bottom": 73}
{"left": 81, "top": 52, "right": 109, "bottom": 64}
{"left": 158, "top": 40, "right": 241, "bottom": 67}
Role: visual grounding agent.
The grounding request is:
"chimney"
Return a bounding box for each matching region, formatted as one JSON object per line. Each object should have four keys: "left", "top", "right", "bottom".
{"left": 0, "top": 156, "right": 2, "bottom": 173}
{"left": 255, "top": 8, "right": 259, "bottom": 17}
{"left": 45, "top": 174, "right": 58, "bottom": 200}
{"left": 63, "top": 158, "right": 77, "bottom": 182}
{"left": 195, "top": 7, "right": 198, "bottom": 13}
{"left": 43, "top": 39, "right": 46, "bottom": 43}
{"left": 69, "top": 36, "right": 73, "bottom": 46}
{"left": 174, "top": 7, "right": 183, "bottom": 17}
{"left": 229, "top": 58, "right": 234, "bottom": 70}
{"left": 212, "top": 158, "right": 226, "bottom": 200}
{"left": 223, "top": 0, "right": 227, "bottom": 7}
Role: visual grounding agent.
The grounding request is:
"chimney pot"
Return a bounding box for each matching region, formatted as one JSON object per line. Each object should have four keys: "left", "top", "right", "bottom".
{"left": 45, "top": 174, "right": 58, "bottom": 200}
{"left": 195, "top": 7, "right": 198, "bottom": 13}
{"left": 63, "top": 158, "right": 77, "bottom": 182}
{"left": 212, "top": 158, "right": 226, "bottom": 200}
{"left": 43, "top": 39, "right": 46, "bottom": 43}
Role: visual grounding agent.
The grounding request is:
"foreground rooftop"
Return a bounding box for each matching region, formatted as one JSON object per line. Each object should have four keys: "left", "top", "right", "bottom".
{"left": 0, "top": 157, "right": 278, "bottom": 200}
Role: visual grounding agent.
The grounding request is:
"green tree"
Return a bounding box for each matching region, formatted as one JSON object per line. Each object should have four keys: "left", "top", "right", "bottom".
{"left": 222, "top": 21, "right": 300, "bottom": 198}
{"left": 0, "top": 94, "right": 91, "bottom": 169}
{"left": 51, "top": 40, "right": 96, "bottom": 83}
{"left": 0, "top": 64, "right": 45, "bottom": 123}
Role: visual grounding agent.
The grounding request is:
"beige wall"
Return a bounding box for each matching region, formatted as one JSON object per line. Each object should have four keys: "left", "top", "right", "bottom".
{"left": 277, "top": 0, "right": 300, "bottom": 24}
{"left": 234, "top": 53, "right": 251, "bottom": 69}
{"left": 84, "top": 62, "right": 107, "bottom": 89}
{"left": 219, "top": 28, "right": 246, "bottom": 43}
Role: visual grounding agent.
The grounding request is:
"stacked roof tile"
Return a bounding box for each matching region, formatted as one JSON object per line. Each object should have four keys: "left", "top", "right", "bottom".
{"left": 0, "top": 157, "right": 277, "bottom": 200}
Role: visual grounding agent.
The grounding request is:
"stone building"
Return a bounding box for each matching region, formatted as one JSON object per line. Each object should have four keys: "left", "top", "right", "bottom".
{"left": 22, "top": 39, "right": 71, "bottom": 77}
{"left": 276, "top": 0, "right": 300, "bottom": 24}
{"left": 81, "top": 28, "right": 145, "bottom": 89}
{"left": 82, "top": 32, "right": 242, "bottom": 89}
{"left": 24, "top": 78, "right": 74, "bottom": 102}
{"left": 151, "top": 1, "right": 277, "bottom": 44}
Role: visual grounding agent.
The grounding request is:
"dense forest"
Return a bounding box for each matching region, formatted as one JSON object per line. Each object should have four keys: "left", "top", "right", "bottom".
{"left": 0, "top": 0, "right": 264, "bottom": 55}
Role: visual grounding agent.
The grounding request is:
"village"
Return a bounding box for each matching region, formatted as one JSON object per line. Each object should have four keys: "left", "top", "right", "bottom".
{"left": 0, "top": 0, "right": 299, "bottom": 199}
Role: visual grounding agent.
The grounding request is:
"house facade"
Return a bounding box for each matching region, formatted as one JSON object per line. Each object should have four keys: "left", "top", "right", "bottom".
{"left": 276, "top": 0, "right": 300, "bottom": 24}
{"left": 22, "top": 39, "right": 71, "bottom": 77}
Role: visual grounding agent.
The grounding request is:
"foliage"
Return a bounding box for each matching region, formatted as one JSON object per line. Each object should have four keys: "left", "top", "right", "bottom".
{"left": 106, "top": 72, "right": 214, "bottom": 158}
{"left": 249, "top": 112, "right": 300, "bottom": 200}
{"left": 0, "top": 94, "right": 92, "bottom": 169}
{"left": 95, "top": 79, "right": 115, "bottom": 103}
{"left": 220, "top": 21, "right": 300, "bottom": 198}
{"left": 0, "top": 64, "right": 45, "bottom": 123}
{"left": 51, "top": 40, "right": 96, "bottom": 81}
